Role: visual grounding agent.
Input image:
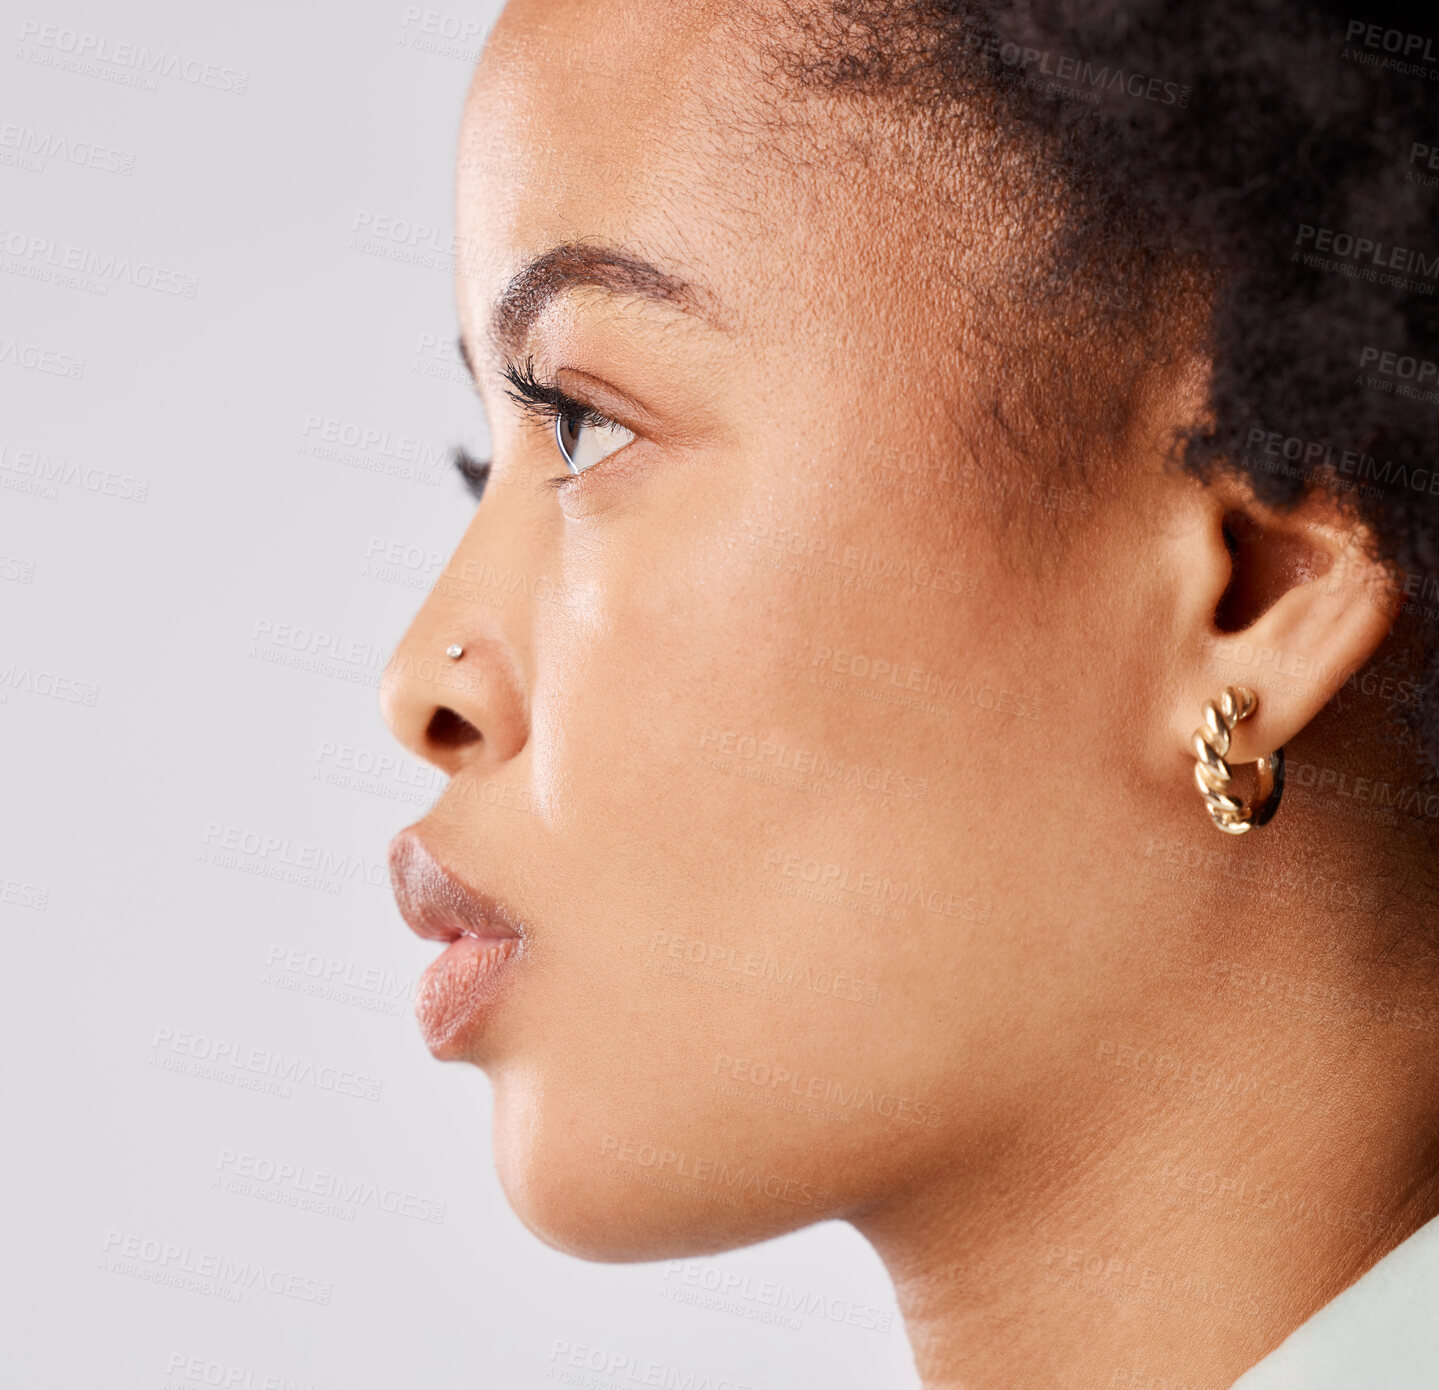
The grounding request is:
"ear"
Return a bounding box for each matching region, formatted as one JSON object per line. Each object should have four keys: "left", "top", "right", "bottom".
{"left": 1167, "top": 479, "right": 1400, "bottom": 767}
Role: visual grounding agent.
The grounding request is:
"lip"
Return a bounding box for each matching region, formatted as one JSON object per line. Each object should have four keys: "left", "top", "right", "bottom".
{"left": 388, "top": 830, "right": 525, "bottom": 1059}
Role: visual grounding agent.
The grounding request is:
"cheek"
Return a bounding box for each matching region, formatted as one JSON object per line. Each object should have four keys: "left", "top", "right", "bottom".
{"left": 484, "top": 470, "right": 1024, "bottom": 1244}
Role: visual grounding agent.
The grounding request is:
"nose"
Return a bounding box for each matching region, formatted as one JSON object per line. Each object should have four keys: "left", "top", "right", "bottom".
{"left": 380, "top": 560, "right": 529, "bottom": 776}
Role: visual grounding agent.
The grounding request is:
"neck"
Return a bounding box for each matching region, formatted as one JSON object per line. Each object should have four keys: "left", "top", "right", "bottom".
{"left": 857, "top": 788, "right": 1439, "bottom": 1389}
{"left": 863, "top": 1002, "right": 1439, "bottom": 1389}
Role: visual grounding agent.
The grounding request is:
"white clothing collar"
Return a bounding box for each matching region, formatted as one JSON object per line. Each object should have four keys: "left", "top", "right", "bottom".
{"left": 1231, "top": 1215, "right": 1439, "bottom": 1388}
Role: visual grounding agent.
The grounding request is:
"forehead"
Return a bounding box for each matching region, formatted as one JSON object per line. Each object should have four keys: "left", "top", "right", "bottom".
{"left": 455, "top": 0, "right": 781, "bottom": 339}
{"left": 452, "top": 0, "right": 1010, "bottom": 396}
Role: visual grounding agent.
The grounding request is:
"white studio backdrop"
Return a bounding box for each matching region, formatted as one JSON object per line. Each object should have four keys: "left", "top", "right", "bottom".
{"left": 0, "top": 4, "right": 920, "bottom": 1387}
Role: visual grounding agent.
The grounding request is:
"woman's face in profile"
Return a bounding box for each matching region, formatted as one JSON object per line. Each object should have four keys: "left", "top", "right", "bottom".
{"left": 376, "top": 0, "right": 1420, "bottom": 1301}
{"left": 380, "top": 0, "right": 1100, "bottom": 1258}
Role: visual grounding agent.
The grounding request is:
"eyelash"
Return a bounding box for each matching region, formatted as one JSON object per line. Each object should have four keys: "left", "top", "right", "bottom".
{"left": 452, "top": 445, "right": 491, "bottom": 502}
{"left": 501, "top": 355, "right": 615, "bottom": 440}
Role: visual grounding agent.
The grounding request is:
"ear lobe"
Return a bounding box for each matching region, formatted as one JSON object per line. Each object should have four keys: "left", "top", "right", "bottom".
{"left": 1174, "top": 491, "right": 1399, "bottom": 767}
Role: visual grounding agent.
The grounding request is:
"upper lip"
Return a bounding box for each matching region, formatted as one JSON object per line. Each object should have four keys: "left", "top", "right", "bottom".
{"left": 388, "top": 831, "right": 524, "bottom": 945}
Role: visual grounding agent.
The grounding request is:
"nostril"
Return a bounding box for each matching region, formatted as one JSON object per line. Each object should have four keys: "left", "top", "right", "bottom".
{"left": 426, "top": 707, "right": 483, "bottom": 749}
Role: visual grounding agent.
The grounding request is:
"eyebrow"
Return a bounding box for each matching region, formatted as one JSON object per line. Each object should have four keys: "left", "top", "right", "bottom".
{"left": 483, "top": 242, "right": 716, "bottom": 361}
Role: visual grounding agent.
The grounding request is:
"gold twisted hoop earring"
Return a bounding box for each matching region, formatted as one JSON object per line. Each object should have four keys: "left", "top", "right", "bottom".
{"left": 1192, "top": 685, "right": 1286, "bottom": 835}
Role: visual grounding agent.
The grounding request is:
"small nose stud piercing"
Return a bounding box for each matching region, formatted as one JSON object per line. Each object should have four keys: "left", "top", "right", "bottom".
{"left": 445, "top": 644, "right": 464, "bottom": 660}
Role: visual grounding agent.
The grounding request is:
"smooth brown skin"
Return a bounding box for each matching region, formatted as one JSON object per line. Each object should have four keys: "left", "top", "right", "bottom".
{"left": 380, "top": 3, "right": 1439, "bottom": 1385}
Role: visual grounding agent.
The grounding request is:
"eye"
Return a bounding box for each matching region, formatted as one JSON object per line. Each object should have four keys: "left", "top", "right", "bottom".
{"left": 555, "top": 409, "right": 635, "bottom": 475}
{"left": 500, "top": 358, "right": 639, "bottom": 479}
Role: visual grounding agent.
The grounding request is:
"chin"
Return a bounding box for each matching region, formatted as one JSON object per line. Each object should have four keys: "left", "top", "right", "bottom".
{"left": 487, "top": 1073, "right": 833, "bottom": 1262}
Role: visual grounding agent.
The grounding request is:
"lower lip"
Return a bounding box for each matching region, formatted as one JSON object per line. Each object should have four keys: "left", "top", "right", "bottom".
{"left": 415, "top": 935, "right": 521, "bottom": 1059}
